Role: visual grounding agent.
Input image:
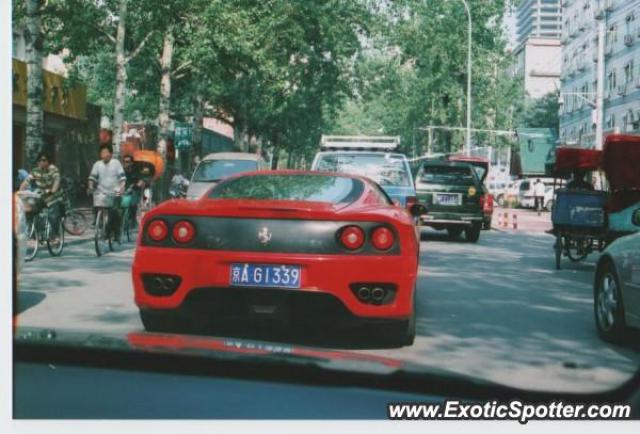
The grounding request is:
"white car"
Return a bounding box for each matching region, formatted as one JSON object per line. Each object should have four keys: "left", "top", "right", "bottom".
{"left": 186, "top": 152, "right": 269, "bottom": 200}
{"left": 517, "top": 178, "right": 559, "bottom": 209}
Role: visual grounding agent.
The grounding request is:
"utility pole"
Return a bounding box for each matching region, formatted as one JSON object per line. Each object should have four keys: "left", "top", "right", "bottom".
{"left": 462, "top": 0, "right": 472, "bottom": 156}
{"left": 595, "top": 16, "right": 606, "bottom": 151}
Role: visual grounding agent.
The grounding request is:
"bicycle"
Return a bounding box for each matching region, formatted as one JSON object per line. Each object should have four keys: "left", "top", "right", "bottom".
{"left": 93, "top": 190, "right": 121, "bottom": 257}
{"left": 119, "top": 186, "right": 141, "bottom": 243}
{"left": 18, "top": 190, "right": 65, "bottom": 261}
{"left": 58, "top": 191, "right": 88, "bottom": 236}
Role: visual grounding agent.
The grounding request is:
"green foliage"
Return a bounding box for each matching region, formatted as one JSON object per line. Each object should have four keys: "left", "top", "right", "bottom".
{"left": 16, "top": 0, "right": 525, "bottom": 164}
{"left": 517, "top": 92, "right": 560, "bottom": 133}
{"left": 331, "top": 0, "right": 522, "bottom": 156}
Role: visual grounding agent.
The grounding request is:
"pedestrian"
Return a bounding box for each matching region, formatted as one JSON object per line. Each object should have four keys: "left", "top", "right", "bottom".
{"left": 87, "top": 144, "right": 126, "bottom": 240}
{"left": 20, "top": 152, "right": 65, "bottom": 239}
{"left": 566, "top": 170, "right": 594, "bottom": 191}
{"left": 533, "top": 178, "right": 546, "bottom": 216}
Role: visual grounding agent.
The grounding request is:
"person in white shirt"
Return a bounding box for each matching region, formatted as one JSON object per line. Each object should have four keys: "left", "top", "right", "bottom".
{"left": 88, "top": 144, "right": 126, "bottom": 240}
{"left": 533, "top": 178, "right": 546, "bottom": 216}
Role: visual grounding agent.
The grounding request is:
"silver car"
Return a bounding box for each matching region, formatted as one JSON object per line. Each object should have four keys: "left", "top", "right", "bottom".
{"left": 594, "top": 222, "right": 640, "bottom": 343}
{"left": 186, "top": 152, "right": 268, "bottom": 200}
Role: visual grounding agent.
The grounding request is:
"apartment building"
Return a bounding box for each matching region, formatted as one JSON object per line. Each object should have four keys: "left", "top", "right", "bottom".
{"left": 559, "top": 0, "right": 640, "bottom": 146}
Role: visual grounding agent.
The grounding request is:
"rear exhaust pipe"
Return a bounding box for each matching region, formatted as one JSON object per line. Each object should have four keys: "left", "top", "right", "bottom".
{"left": 152, "top": 277, "right": 165, "bottom": 291}
{"left": 357, "top": 286, "right": 371, "bottom": 301}
{"left": 371, "top": 287, "right": 385, "bottom": 302}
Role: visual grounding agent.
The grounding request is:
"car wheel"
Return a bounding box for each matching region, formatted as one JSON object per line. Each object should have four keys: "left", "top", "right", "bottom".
{"left": 594, "top": 260, "right": 626, "bottom": 343}
{"left": 447, "top": 227, "right": 463, "bottom": 239}
{"left": 139, "top": 309, "right": 181, "bottom": 333}
{"left": 464, "top": 223, "right": 481, "bottom": 243}
{"left": 482, "top": 219, "right": 491, "bottom": 230}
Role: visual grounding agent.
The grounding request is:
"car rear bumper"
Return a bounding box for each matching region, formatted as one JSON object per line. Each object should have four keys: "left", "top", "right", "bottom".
{"left": 132, "top": 247, "right": 417, "bottom": 320}
{"left": 419, "top": 213, "right": 483, "bottom": 226}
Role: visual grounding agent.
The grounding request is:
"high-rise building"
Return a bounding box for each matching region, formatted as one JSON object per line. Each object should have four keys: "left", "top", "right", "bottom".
{"left": 510, "top": 0, "right": 563, "bottom": 99}
{"left": 517, "top": 0, "right": 563, "bottom": 46}
{"left": 559, "top": 0, "right": 640, "bottom": 146}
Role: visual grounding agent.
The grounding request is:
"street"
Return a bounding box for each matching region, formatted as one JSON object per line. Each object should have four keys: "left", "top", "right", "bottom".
{"left": 16, "top": 211, "right": 640, "bottom": 394}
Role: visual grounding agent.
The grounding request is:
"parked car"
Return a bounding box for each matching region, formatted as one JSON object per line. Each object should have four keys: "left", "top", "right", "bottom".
{"left": 186, "top": 152, "right": 268, "bottom": 200}
{"left": 133, "top": 171, "right": 420, "bottom": 346}
{"left": 488, "top": 180, "right": 509, "bottom": 205}
{"left": 593, "top": 227, "right": 640, "bottom": 343}
{"left": 517, "top": 178, "right": 557, "bottom": 209}
{"left": 414, "top": 160, "right": 487, "bottom": 242}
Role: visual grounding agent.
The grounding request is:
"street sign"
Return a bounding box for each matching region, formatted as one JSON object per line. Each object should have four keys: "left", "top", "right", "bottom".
{"left": 174, "top": 122, "right": 192, "bottom": 150}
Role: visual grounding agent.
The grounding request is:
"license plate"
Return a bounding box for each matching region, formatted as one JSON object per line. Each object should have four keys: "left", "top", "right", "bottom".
{"left": 229, "top": 263, "right": 302, "bottom": 289}
{"left": 434, "top": 193, "right": 461, "bottom": 206}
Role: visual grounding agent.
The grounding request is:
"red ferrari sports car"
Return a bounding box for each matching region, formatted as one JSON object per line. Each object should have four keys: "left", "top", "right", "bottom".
{"left": 132, "top": 171, "right": 420, "bottom": 345}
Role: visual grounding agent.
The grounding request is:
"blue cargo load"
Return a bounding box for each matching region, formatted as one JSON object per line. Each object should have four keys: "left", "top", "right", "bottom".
{"left": 552, "top": 189, "right": 607, "bottom": 228}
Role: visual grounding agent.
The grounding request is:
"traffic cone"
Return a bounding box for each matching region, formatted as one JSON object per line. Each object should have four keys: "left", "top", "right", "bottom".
{"left": 512, "top": 213, "right": 518, "bottom": 230}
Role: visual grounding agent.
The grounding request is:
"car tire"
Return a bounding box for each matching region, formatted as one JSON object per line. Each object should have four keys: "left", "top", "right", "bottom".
{"left": 139, "top": 309, "right": 181, "bottom": 333}
{"left": 482, "top": 219, "right": 491, "bottom": 230}
{"left": 594, "top": 260, "right": 626, "bottom": 343}
{"left": 464, "top": 223, "right": 481, "bottom": 243}
{"left": 447, "top": 227, "right": 463, "bottom": 239}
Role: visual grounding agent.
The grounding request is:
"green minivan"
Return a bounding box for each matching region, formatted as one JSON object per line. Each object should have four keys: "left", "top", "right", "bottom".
{"left": 414, "top": 160, "right": 488, "bottom": 242}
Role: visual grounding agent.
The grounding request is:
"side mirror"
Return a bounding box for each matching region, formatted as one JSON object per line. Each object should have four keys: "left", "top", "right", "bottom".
{"left": 632, "top": 209, "right": 640, "bottom": 227}
{"left": 409, "top": 203, "right": 427, "bottom": 217}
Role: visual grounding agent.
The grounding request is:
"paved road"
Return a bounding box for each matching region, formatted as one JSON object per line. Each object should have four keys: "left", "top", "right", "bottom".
{"left": 16, "top": 229, "right": 640, "bottom": 393}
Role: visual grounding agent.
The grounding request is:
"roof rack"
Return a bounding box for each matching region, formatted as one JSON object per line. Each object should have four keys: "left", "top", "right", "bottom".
{"left": 320, "top": 135, "right": 400, "bottom": 151}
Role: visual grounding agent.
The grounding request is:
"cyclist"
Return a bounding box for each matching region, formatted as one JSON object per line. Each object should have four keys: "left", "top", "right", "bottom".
{"left": 88, "top": 144, "right": 126, "bottom": 241}
{"left": 122, "top": 154, "right": 146, "bottom": 228}
{"left": 19, "top": 151, "right": 64, "bottom": 239}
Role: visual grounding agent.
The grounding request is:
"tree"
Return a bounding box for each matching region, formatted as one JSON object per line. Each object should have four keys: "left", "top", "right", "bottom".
{"left": 23, "top": 0, "right": 45, "bottom": 166}
{"left": 517, "top": 92, "right": 560, "bottom": 133}
{"left": 46, "top": 0, "right": 160, "bottom": 154}
{"left": 330, "top": 0, "right": 521, "bottom": 156}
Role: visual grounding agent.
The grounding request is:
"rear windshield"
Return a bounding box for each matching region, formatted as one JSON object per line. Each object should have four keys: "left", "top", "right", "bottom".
{"left": 417, "top": 165, "right": 476, "bottom": 186}
{"left": 209, "top": 174, "right": 364, "bottom": 204}
{"left": 193, "top": 159, "right": 258, "bottom": 182}
{"left": 314, "top": 153, "right": 412, "bottom": 187}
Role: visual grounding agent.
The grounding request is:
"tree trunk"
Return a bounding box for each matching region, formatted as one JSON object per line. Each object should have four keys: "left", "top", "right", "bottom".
{"left": 24, "top": 0, "right": 44, "bottom": 167}
{"left": 112, "top": 0, "right": 128, "bottom": 157}
{"left": 157, "top": 31, "right": 174, "bottom": 199}
{"left": 191, "top": 94, "right": 204, "bottom": 160}
{"left": 157, "top": 31, "right": 174, "bottom": 159}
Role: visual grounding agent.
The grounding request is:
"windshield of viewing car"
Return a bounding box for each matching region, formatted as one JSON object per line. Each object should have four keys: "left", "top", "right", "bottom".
{"left": 193, "top": 160, "right": 258, "bottom": 182}
{"left": 209, "top": 174, "right": 363, "bottom": 204}
{"left": 10, "top": 0, "right": 640, "bottom": 415}
{"left": 315, "top": 153, "right": 412, "bottom": 187}
{"left": 417, "top": 165, "right": 476, "bottom": 186}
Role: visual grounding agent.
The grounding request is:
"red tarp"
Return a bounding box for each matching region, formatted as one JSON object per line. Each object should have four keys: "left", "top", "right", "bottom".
{"left": 602, "top": 134, "right": 640, "bottom": 191}
{"left": 554, "top": 147, "right": 602, "bottom": 173}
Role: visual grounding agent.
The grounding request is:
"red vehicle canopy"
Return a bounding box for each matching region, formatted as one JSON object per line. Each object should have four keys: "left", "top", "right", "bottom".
{"left": 554, "top": 147, "right": 602, "bottom": 174}
{"left": 601, "top": 134, "right": 640, "bottom": 191}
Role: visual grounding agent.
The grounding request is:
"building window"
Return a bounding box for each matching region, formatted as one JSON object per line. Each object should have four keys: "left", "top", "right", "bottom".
{"left": 624, "top": 62, "right": 634, "bottom": 83}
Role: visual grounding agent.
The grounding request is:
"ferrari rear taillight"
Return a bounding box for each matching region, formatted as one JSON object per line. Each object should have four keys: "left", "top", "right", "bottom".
{"left": 371, "top": 226, "right": 395, "bottom": 250}
{"left": 172, "top": 220, "right": 196, "bottom": 243}
{"left": 339, "top": 225, "right": 365, "bottom": 250}
{"left": 147, "top": 220, "right": 169, "bottom": 241}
